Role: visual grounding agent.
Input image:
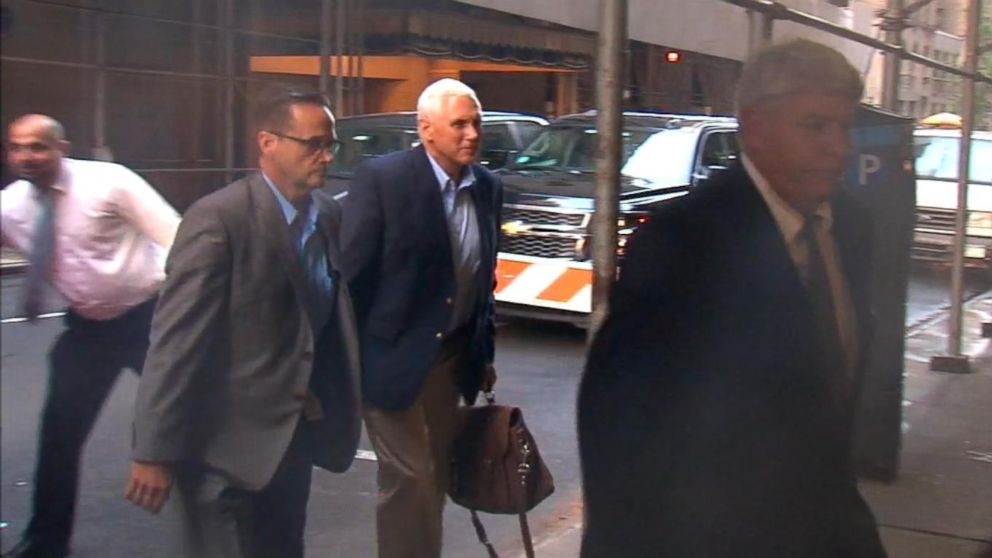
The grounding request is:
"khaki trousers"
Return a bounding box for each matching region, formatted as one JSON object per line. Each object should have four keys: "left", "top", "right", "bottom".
{"left": 364, "top": 335, "right": 469, "bottom": 558}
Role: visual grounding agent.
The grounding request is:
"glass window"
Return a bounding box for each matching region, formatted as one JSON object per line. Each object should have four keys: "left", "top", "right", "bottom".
{"left": 515, "top": 122, "right": 545, "bottom": 147}
{"left": 478, "top": 123, "right": 515, "bottom": 168}
{"left": 915, "top": 136, "right": 992, "bottom": 183}
{"left": 511, "top": 124, "right": 705, "bottom": 187}
{"left": 698, "top": 131, "right": 739, "bottom": 169}
{"left": 327, "top": 125, "right": 420, "bottom": 175}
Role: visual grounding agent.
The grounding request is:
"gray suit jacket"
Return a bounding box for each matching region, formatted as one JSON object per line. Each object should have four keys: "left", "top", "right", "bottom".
{"left": 132, "top": 173, "right": 362, "bottom": 490}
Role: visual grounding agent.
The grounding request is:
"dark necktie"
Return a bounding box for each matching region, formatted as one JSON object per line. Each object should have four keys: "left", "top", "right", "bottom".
{"left": 802, "top": 216, "right": 851, "bottom": 411}
{"left": 23, "top": 187, "right": 56, "bottom": 320}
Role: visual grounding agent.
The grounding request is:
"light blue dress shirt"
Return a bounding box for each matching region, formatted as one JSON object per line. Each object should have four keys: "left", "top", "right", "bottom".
{"left": 262, "top": 174, "right": 334, "bottom": 333}
{"left": 425, "top": 153, "right": 482, "bottom": 331}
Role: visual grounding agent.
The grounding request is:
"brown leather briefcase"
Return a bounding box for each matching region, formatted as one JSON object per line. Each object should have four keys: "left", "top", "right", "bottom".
{"left": 449, "top": 395, "right": 555, "bottom": 557}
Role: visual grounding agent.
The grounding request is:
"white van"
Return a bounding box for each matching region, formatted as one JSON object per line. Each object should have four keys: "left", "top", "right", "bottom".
{"left": 912, "top": 128, "right": 992, "bottom": 273}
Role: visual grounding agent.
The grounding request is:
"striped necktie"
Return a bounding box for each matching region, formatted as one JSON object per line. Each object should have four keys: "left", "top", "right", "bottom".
{"left": 802, "top": 215, "right": 851, "bottom": 412}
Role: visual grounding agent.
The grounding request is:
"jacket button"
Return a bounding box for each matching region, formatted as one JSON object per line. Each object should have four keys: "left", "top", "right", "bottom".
{"left": 435, "top": 332, "right": 443, "bottom": 340}
{"left": 445, "top": 297, "right": 453, "bottom": 305}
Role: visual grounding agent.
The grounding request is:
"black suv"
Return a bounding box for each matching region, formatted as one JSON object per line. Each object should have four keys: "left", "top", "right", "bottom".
{"left": 324, "top": 111, "right": 548, "bottom": 196}
{"left": 498, "top": 111, "right": 740, "bottom": 262}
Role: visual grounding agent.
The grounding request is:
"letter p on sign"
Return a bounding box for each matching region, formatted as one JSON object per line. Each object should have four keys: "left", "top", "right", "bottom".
{"left": 859, "top": 154, "right": 881, "bottom": 186}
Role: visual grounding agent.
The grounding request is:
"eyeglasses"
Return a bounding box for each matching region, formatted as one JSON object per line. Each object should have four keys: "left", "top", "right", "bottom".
{"left": 267, "top": 131, "right": 341, "bottom": 155}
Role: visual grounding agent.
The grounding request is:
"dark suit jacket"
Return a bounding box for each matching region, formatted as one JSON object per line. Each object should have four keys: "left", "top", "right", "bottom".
{"left": 339, "top": 146, "right": 502, "bottom": 411}
{"left": 578, "top": 163, "right": 886, "bottom": 557}
{"left": 133, "top": 173, "right": 362, "bottom": 490}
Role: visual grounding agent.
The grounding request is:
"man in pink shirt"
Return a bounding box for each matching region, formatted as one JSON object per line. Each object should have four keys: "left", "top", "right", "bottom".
{"left": 1, "top": 114, "right": 179, "bottom": 558}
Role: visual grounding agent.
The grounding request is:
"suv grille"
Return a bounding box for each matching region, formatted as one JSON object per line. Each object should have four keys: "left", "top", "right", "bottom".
{"left": 503, "top": 207, "right": 585, "bottom": 227}
{"left": 916, "top": 208, "right": 957, "bottom": 232}
{"left": 501, "top": 235, "right": 579, "bottom": 259}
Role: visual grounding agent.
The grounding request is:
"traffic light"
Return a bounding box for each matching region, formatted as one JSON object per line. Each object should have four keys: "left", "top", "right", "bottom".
{"left": 664, "top": 50, "right": 682, "bottom": 63}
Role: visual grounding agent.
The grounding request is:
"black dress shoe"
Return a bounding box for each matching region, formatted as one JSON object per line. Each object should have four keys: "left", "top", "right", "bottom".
{"left": 2, "top": 538, "right": 69, "bottom": 558}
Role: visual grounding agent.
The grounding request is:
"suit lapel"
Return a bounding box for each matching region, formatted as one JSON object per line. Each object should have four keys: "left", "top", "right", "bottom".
{"left": 725, "top": 165, "right": 810, "bottom": 306}
{"left": 469, "top": 168, "right": 493, "bottom": 265}
{"left": 411, "top": 146, "right": 455, "bottom": 265}
{"left": 469, "top": 167, "right": 496, "bottom": 297}
{"left": 248, "top": 173, "right": 314, "bottom": 336}
{"left": 313, "top": 191, "right": 342, "bottom": 277}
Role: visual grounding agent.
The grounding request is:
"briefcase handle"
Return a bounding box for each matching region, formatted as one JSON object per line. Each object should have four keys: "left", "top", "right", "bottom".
{"left": 465, "top": 390, "right": 538, "bottom": 558}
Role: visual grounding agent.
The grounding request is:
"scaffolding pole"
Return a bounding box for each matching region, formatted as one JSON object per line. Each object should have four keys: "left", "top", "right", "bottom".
{"left": 93, "top": 11, "right": 107, "bottom": 160}
{"left": 334, "top": 0, "right": 345, "bottom": 115}
{"left": 222, "top": 0, "right": 235, "bottom": 185}
{"left": 747, "top": 8, "right": 774, "bottom": 56}
{"left": 589, "top": 0, "right": 627, "bottom": 339}
{"left": 881, "top": 0, "right": 904, "bottom": 111}
{"left": 930, "top": 0, "right": 982, "bottom": 374}
{"left": 320, "top": 0, "right": 332, "bottom": 97}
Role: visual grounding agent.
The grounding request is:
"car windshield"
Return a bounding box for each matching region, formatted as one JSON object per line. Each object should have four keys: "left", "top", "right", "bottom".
{"left": 327, "top": 125, "right": 421, "bottom": 174}
{"left": 914, "top": 135, "right": 992, "bottom": 183}
{"left": 510, "top": 126, "right": 697, "bottom": 185}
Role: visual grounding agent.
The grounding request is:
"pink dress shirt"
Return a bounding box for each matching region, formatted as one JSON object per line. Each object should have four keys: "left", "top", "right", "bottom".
{"left": 1, "top": 158, "right": 180, "bottom": 320}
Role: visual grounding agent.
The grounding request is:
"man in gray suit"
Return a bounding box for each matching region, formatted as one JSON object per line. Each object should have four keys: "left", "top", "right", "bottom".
{"left": 125, "top": 85, "right": 361, "bottom": 558}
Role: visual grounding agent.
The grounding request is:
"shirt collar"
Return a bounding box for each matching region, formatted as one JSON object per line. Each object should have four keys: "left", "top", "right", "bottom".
{"left": 425, "top": 151, "right": 476, "bottom": 193}
{"left": 28, "top": 159, "right": 70, "bottom": 198}
{"left": 261, "top": 172, "right": 316, "bottom": 227}
{"left": 49, "top": 160, "right": 70, "bottom": 194}
{"left": 742, "top": 154, "right": 832, "bottom": 244}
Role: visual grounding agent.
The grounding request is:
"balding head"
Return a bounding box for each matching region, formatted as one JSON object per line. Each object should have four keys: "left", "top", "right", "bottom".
{"left": 9, "top": 114, "right": 66, "bottom": 143}
{"left": 7, "top": 114, "right": 70, "bottom": 188}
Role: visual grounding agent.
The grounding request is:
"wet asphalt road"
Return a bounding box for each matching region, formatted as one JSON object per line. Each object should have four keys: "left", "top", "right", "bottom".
{"left": 0, "top": 268, "right": 987, "bottom": 556}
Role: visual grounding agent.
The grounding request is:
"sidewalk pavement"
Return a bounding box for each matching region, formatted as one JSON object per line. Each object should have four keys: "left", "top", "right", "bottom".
{"left": 524, "top": 293, "right": 992, "bottom": 558}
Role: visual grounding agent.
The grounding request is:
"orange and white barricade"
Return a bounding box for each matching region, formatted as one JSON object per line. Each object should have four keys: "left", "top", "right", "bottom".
{"left": 494, "top": 253, "right": 592, "bottom": 315}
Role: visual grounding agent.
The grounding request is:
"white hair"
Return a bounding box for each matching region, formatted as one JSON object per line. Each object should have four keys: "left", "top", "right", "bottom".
{"left": 735, "top": 39, "right": 863, "bottom": 113}
{"left": 416, "top": 78, "right": 482, "bottom": 120}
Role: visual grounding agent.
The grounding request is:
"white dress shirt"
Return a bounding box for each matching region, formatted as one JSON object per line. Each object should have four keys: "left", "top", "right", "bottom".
{"left": 742, "top": 155, "right": 860, "bottom": 373}
{"left": 1, "top": 158, "right": 180, "bottom": 320}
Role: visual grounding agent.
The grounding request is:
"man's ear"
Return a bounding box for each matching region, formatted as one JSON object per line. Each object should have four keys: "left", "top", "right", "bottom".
{"left": 417, "top": 116, "right": 432, "bottom": 143}
{"left": 57, "top": 140, "right": 71, "bottom": 156}
{"left": 257, "top": 130, "right": 275, "bottom": 154}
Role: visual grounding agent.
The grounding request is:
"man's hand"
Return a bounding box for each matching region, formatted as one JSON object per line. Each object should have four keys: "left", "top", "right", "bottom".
{"left": 481, "top": 363, "right": 498, "bottom": 393}
{"left": 125, "top": 461, "right": 174, "bottom": 514}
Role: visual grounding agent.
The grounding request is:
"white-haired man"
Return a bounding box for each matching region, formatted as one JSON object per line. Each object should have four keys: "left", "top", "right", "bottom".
{"left": 340, "top": 78, "right": 501, "bottom": 557}
{"left": 578, "top": 40, "right": 887, "bottom": 557}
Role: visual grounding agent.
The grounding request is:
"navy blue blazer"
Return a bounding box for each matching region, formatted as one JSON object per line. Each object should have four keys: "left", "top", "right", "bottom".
{"left": 339, "top": 146, "right": 502, "bottom": 411}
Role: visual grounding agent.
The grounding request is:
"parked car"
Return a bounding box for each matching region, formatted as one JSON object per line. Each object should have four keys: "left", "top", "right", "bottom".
{"left": 912, "top": 128, "right": 992, "bottom": 273}
{"left": 324, "top": 110, "right": 548, "bottom": 196}
{"left": 494, "top": 111, "right": 739, "bottom": 323}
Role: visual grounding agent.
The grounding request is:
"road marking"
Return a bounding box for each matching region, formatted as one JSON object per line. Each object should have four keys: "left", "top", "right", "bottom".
{"left": 1, "top": 312, "right": 66, "bottom": 324}
{"left": 355, "top": 449, "right": 378, "bottom": 462}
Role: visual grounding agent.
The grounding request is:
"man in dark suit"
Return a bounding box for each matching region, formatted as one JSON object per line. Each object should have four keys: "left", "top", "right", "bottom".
{"left": 578, "top": 40, "right": 887, "bottom": 557}
{"left": 125, "top": 85, "right": 361, "bottom": 558}
{"left": 339, "top": 78, "right": 501, "bottom": 558}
